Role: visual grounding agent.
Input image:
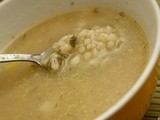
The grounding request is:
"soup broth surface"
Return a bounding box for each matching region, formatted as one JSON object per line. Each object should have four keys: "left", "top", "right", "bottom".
{"left": 0, "top": 8, "right": 149, "bottom": 120}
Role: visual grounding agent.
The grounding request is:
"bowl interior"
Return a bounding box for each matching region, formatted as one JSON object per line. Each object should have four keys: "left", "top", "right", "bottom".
{"left": 0, "top": 0, "right": 159, "bottom": 119}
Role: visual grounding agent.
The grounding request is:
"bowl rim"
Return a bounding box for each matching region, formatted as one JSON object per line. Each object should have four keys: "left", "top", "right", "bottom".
{"left": 97, "top": 1, "right": 160, "bottom": 119}
{"left": 0, "top": 0, "right": 160, "bottom": 119}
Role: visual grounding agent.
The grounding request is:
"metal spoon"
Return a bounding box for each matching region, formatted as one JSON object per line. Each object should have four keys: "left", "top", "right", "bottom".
{"left": 0, "top": 47, "right": 55, "bottom": 68}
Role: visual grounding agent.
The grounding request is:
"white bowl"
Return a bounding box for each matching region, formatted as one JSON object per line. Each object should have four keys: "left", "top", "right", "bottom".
{"left": 0, "top": 0, "right": 159, "bottom": 119}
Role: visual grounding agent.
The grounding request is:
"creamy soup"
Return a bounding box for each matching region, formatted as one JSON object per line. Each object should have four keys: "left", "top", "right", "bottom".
{"left": 0, "top": 8, "right": 149, "bottom": 120}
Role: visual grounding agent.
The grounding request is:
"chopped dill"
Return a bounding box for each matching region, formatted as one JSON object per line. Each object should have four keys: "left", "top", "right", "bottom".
{"left": 70, "top": 35, "right": 78, "bottom": 48}
{"left": 119, "top": 12, "right": 125, "bottom": 17}
{"left": 70, "top": 1, "right": 74, "bottom": 5}
{"left": 93, "top": 8, "right": 98, "bottom": 14}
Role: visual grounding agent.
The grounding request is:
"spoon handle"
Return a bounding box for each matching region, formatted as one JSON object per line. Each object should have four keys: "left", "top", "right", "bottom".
{"left": 0, "top": 54, "right": 40, "bottom": 64}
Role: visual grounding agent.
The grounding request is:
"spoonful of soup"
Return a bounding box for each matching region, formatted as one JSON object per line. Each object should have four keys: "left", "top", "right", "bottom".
{"left": 0, "top": 26, "right": 122, "bottom": 70}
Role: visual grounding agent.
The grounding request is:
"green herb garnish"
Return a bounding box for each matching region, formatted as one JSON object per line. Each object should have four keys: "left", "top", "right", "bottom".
{"left": 70, "top": 35, "right": 78, "bottom": 48}
{"left": 46, "top": 57, "right": 52, "bottom": 69}
{"left": 59, "top": 53, "right": 69, "bottom": 59}
{"left": 70, "top": 1, "right": 74, "bottom": 5}
{"left": 56, "top": 50, "right": 69, "bottom": 59}
{"left": 22, "top": 34, "right": 27, "bottom": 40}
{"left": 93, "top": 8, "right": 98, "bottom": 14}
{"left": 57, "top": 57, "right": 63, "bottom": 66}
{"left": 119, "top": 12, "right": 125, "bottom": 17}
